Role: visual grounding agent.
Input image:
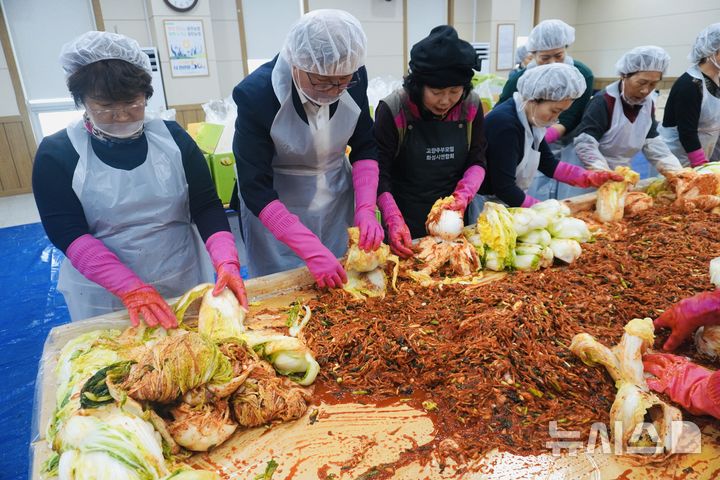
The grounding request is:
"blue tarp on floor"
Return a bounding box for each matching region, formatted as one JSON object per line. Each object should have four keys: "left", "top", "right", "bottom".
{"left": 0, "top": 223, "right": 69, "bottom": 479}
{"left": 0, "top": 221, "right": 249, "bottom": 479}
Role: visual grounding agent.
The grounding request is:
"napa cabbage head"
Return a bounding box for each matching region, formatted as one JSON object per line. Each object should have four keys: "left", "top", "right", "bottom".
{"left": 242, "top": 331, "right": 320, "bottom": 386}
{"left": 477, "top": 202, "right": 516, "bottom": 267}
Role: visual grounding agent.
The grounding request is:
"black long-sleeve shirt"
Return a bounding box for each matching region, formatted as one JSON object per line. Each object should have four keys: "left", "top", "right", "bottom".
{"left": 232, "top": 55, "right": 378, "bottom": 217}
{"left": 372, "top": 95, "right": 487, "bottom": 196}
{"left": 662, "top": 71, "right": 720, "bottom": 153}
{"left": 32, "top": 121, "right": 229, "bottom": 253}
{"left": 478, "top": 98, "right": 559, "bottom": 206}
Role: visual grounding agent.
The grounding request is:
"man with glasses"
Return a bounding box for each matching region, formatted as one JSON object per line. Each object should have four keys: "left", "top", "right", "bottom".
{"left": 232, "top": 9, "right": 383, "bottom": 287}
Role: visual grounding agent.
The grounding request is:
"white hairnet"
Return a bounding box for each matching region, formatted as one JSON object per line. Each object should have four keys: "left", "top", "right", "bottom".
{"left": 688, "top": 23, "right": 720, "bottom": 64}
{"left": 516, "top": 45, "right": 528, "bottom": 64}
{"left": 615, "top": 46, "right": 670, "bottom": 75}
{"left": 281, "top": 9, "right": 367, "bottom": 75}
{"left": 59, "top": 31, "right": 151, "bottom": 77}
{"left": 526, "top": 19, "right": 575, "bottom": 52}
{"left": 517, "top": 63, "right": 586, "bottom": 101}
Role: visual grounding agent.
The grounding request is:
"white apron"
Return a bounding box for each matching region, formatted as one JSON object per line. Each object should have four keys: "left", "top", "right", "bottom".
{"left": 475, "top": 92, "right": 544, "bottom": 211}
{"left": 238, "top": 55, "right": 359, "bottom": 278}
{"left": 558, "top": 81, "right": 655, "bottom": 198}
{"left": 514, "top": 92, "right": 544, "bottom": 192}
{"left": 659, "top": 65, "right": 720, "bottom": 166}
{"left": 58, "top": 118, "right": 210, "bottom": 321}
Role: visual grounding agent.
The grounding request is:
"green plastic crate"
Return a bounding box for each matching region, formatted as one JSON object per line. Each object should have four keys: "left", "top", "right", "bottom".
{"left": 209, "top": 152, "right": 236, "bottom": 206}
{"left": 188, "top": 122, "right": 224, "bottom": 154}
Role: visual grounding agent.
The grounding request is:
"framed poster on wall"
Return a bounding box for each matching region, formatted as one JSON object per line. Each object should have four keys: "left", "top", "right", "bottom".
{"left": 496, "top": 23, "right": 515, "bottom": 71}
{"left": 164, "top": 19, "right": 209, "bottom": 77}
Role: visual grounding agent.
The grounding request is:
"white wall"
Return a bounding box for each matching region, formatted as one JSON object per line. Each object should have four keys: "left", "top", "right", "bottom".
{"left": 242, "top": 0, "right": 300, "bottom": 63}
{"left": 0, "top": 44, "right": 19, "bottom": 116}
{"left": 408, "top": 0, "right": 448, "bottom": 70}
{"left": 489, "top": 0, "right": 521, "bottom": 72}
{"left": 454, "top": 0, "right": 492, "bottom": 44}
{"left": 100, "top": 0, "right": 153, "bottom": 46}
{"left": 309, "top": 0, "right": 405, "bottom": 78}
{"left": 144, "top": 0, "right": 222, "bottom": 105}
{"left": 536, "top": 0, "right": 577, "bottom": 26}
{"left": 517, "top": 0, "right": 534, "bottom": 39}
{"left": 210, "top": 0, "right": 245, "bottom": 98}
{"left": 101, "top": 0, "right": 245, "bottom": 104}
{"left": 572, "top": 0, "right": 720, "bottom": 78}
{"left": 5, "top": 0, "right": 717, "bottom": 120}
{"left": 3, "top": 0, "right": 96, "bottom": 101}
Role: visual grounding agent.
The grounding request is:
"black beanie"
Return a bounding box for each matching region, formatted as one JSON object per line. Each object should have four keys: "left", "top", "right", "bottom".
{"left": 409, "top": 25, "right": 477, "bottom": 88}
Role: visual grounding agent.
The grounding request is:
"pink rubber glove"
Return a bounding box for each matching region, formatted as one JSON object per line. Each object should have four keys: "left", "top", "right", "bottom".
{"left": 521, "top": 194, "right": 540, "bottom": 208}
{"left": 448, "top": 165, "right": 486, "bottom": 212}
{"left": 205, "top": 231, "right": 248, "bottom": 309}
{"left": 544, "top": 126, "right": 562, "bottom": 144}
{"left": 654, "top": 290, "right": 720, "bottom": 351}
{"left": 66, "top": 234, "right": 177, "bottom": 328}
{"left": 118, "top": 286, "right": 178, "bottom": 329}
{"left": 377, "top": 192, "right": 413, "bottom": 258}
{"left": 352, "top": 159, "right": 384, "bottom": 252}
{"left": 643, "top": 353, "right": 720, "bottom": 418}
{"left": 687, "top": 148, "right": 709, "bottom": 168}
{"left": 553, "top": 162, "right": 624, "bottom": 188}
{"left": 259, "top": 200, "right": 347, "bottom": 288}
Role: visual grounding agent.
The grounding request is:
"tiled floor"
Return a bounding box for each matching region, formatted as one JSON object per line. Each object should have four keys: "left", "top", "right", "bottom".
{"left": 0, "top": 193, "right": 40, "bottom": 228}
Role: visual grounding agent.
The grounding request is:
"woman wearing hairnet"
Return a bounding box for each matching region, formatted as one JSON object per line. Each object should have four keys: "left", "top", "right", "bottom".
{"left": 558, "top": 46, "right": 682, "bottom": 197}
{"left": 659, "top": 23, "right": 720, "bottom": 167}
{"left": 479, "top": 63, "right": 622, "bottom": 208}
{"left": 514, "top": 45, "right": 532, "bottom": 72}
{"left": 232, "top": 10, "right": 383, "bottom": 287}
{"left": 498, "top": 20, "right": 593, "bottom": 146}
{"left": 32, "top": 31, "right": 248, "bottom": 327}
{"left": 372, "top": 26, "right": 487, "bottom": 257}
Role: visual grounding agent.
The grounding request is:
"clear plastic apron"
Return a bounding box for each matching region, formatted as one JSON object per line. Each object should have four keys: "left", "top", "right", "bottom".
{"left": 514, "top": 92, "right": 544, "bottom": 192}
{"left": 478, "top": 93, "right": 542, "bottom": 210}
{"left": 238, "top": 55, "right": 359, "bottom": 278}
{"left": 558, "top": 81, "right": 655, "bottom": 198}
{"left": 58, "top": 118, "right": 209, "bottom": 321}
{"left": 659, "top": 65, "right": 720, "bottom": 167}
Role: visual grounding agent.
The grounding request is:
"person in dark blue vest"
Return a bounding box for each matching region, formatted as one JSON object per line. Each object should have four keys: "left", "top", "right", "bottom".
{"left": 479, "top": 63, "right": 622, "bottom": 208}
{"left": 498, "top": 19, "right": 595, "bottom": 200}
{"left": 232, "top": 10, "right": 383, "bottom": 287}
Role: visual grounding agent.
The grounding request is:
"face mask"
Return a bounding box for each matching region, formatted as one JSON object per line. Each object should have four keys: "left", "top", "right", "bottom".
{"left": 532, "top": 117, "right": 558, "bottom": 128}
{"left": 302, "top": 90, "right": 340, "bottom": 106}
{"left": 292, "top": 68, "right": 342, "bottom": 106}
{"left": 528, "top": 102, "right": 558, "bottom": 127}
{"left": 708, "top": 55, "right": 720, "bottom": 71}
{"left": 620, "top": 79, "right": 645, "bottom": 106}
{"left": 93, "top": 120, "right": 145, "bottom": 139}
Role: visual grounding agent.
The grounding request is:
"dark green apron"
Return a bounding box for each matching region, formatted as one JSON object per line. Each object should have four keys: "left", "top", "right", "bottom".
{"left": 391, "top": 118, "right": 469, "bottom": 238}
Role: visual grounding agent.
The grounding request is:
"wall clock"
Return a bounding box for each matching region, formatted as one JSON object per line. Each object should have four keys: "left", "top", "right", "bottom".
{"left": 164, "top": 0, "right": 198, "bottom": 13}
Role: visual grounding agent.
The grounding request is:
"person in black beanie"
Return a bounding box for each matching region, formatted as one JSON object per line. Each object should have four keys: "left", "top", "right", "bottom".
{"left": 373, "top": 25, "right": 488, "bottom": 256}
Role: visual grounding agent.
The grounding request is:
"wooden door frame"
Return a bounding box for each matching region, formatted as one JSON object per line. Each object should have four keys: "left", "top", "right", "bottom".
{"left": 0, "top": 4, "right": 38, "bottom": 155}
{"left": 235, "top": 0, "right": 249, "bottom": 78}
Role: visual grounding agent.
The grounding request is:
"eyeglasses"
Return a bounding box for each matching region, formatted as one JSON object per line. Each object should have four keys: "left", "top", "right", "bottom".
{"left": 305, "top": 71, "right": 358, "bottom": 93}
{"left": 87, "top": 101, "right": 147, "bottom": 121}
